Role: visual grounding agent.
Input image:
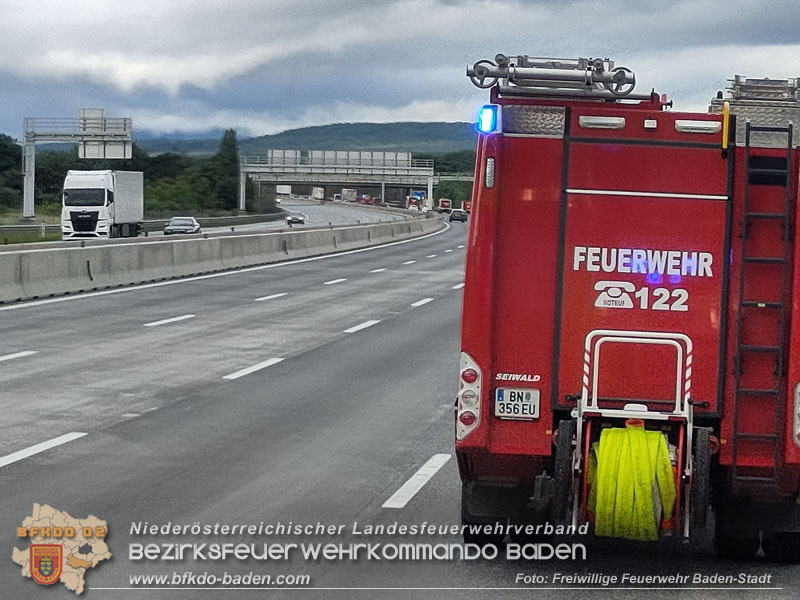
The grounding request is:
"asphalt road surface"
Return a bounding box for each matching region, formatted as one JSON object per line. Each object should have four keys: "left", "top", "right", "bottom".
{"left": 185, "top": 198, "right": 405, "bottom": 236}
{"left": 0, "top": 221, "right": 796, "bottom": 599}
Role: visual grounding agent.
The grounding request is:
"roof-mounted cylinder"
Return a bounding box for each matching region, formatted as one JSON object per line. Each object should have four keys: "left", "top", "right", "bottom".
{"left": 467, "top": 54, "right": 643, "bottom": 100}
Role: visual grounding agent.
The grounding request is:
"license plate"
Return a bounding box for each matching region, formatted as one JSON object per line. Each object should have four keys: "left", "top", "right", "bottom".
{"left": 495, "top": 388, "right": 540, "bottom": 419}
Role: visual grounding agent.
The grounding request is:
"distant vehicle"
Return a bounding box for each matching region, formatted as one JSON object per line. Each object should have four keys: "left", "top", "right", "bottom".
{"left": 61, "top": 170, "right": 143, "bottom": 239}
{"left": 438, "top": 198, "right": 452, "bottom": 213}
{"left": 342, "top": 189, "right": 357, "bottom": 203}
{"left": 164, "top": 216, "right": 201, "bottom": 235}
{"left": 358, "top": 194, "right": 372, "bottom": 205}
{"left": 275, "top": 197, "right": 282, "bottom": 205}
{"left": 408, "top": 205, "right": 420, "bottom": 213}
{"left": 312, "top": 187, "right": 325, "bottom": 202}
{"left": 463, "top": 200, "right": 473, "bottom": 213}
{"left": 286, "top": 212, "right": 305, "bottom": 224}
{"left": 333, "top": 193, "right": 342, "bottom": 201}
{"left": 276, "top": 185, "right": 292, "bottom": 197}
{"left": 449, "top": 209, "right": 468, "bottom": 222}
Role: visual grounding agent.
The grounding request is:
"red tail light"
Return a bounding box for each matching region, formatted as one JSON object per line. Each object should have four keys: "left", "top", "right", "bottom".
{"left": 459, "top": 411, "right": 477, "bottom": 426}
{"left": 456, "top": 352, "right": 482, "bottom": 441}
{"left": 461, "top": 368, "right": 478, "bottom": 383}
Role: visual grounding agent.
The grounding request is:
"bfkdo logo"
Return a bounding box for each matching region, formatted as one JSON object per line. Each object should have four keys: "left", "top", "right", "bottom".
{"left": 30, "top": 544, "right": 63, "bottom": 585}
{"left": 12, "top": 504, "right": 111, "bottom": 595}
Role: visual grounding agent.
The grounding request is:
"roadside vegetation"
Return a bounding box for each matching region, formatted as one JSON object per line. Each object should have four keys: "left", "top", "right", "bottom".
{"left": 0, "top": 129, "right": 258, "bottom": 221}
{"left": 0, "top": 129, "right": 476, "bottom": 221}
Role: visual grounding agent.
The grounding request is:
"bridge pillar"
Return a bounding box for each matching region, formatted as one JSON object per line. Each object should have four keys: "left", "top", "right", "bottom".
{"left": 22, "top": 141, "right": 35, "bottom": 220}
{"left": 239, "top": 172, "right": 247, "bottom": 213}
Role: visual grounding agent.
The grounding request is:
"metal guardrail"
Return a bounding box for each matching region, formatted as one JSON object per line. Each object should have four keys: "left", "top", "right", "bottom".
{"left": 0, "top": 214, "right": 285, "bottom": 234}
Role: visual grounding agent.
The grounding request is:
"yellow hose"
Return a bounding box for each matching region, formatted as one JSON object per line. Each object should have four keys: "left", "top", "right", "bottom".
{"left": 587, "top": 425, "right": 676, "bottom": 541}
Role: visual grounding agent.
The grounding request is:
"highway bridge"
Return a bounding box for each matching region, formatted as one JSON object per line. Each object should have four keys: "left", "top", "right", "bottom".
{"left": 1, "top": 201, "right": 794, "bottom": 598}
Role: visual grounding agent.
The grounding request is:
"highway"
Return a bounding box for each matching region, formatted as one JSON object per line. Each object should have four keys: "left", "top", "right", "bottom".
{"left": 184, "top": 198, "right": 406, "bottom": 236}
{"left": 0, "top": 217, "right": 796, "bottom": 599}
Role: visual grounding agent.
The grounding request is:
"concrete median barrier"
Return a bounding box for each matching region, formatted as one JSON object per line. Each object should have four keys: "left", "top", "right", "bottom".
{"left": 0, "top": 218, "right": 445, "bottom": 304}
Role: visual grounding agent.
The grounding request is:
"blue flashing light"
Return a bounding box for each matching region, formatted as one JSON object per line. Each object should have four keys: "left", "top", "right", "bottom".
{"left": 646, "top": 271, "right": 663, "bottom": 285}
{"left": 477, "top": 105, "right": 497, "bottom": 133}
{"left": 668, "top": 274, "right": 681, "bottom": 285}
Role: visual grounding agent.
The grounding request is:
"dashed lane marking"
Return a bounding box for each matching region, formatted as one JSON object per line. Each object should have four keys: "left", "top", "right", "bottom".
{"left": 0, "top": 350, "right": 37, "bottom": 363}
{"left": 255, "top": 292, "right": 289, "bottom": 302}
{"left": 143, "top": 314, "right": 195, "bottom": 327}
{"left": 223, "top": 357, "right": 285, "bottom": 380}
{"left": 343, "top": 320, "right": 381, "bottom": 334}
{"left": 0, "top": 432, "right": 87, "bottom": 469}
{"left": 382, "top": 454, "right": 451, "bottom": 509}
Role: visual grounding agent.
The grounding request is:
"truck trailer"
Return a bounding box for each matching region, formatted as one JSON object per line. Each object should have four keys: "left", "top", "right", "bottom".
{"left": 457, "top": 54, "right": 800, "bottom": 561}
{"left": 61, "top": 170, "right": 143, "bottom": 239}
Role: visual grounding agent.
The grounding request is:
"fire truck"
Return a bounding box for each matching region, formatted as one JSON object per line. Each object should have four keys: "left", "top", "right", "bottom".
{"left": 457, "top": 54, "right": 800, "bottom": 560}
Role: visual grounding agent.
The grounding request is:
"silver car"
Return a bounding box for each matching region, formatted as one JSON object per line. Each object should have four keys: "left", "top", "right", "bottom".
{"left": 164, "top": 216, "right": 201, "bottom": 235}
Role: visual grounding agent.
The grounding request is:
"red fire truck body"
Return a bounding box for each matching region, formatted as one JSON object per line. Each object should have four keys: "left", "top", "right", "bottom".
{"left": 457, "top": 55, "right": 800, "bottom": 558}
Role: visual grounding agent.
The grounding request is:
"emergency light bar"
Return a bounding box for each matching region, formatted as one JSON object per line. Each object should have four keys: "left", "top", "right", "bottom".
{"left": 467, "top": 54, "right": 647, "bottom": 100}
{"left": 477, "top": 105, "right": 498, "bottom": 133}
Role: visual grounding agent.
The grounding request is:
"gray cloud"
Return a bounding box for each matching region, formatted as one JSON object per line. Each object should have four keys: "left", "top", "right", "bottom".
{"left": 0, "top": 1, "right": 798, "bottom": 137}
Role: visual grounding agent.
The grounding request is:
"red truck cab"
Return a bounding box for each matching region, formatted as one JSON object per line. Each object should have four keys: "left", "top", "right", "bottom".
{"left": 457, "top": 55, "right": 800, "bottom": 559}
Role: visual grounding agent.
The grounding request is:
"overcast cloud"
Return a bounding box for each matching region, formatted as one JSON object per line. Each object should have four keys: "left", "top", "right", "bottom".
{"left": 1, "top": 0, "right": 799, "bottom": 138}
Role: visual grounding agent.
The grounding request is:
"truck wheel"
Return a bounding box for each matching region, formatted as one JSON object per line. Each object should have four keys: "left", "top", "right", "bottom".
{"left": 713, "top": 509, "right": 760, "bottom": 560}
{"left": 552, "top": 419, "right": 576, "bottom": 525}
{"left": 713, "top": 531, "right": 760, "bottom": 560}
{"left": 690, "top": 427, "right": 711, "bottom": 541}
{"left": 763, "top": 534, "right": 800, "bottom": 563}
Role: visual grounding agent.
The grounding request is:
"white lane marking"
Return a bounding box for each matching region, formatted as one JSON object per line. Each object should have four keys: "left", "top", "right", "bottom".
{"left": 369, "top": 268, "right": 387, "bottom": 273}
{"left": 426, "top": 254, "right": 437, "bottom": 258}
{"left": 0, "top": 223, "right": 452, "bottom": 313}
{"left": 324, "top": 278, "right": 347, "bottom": 285}
{"left": 411, "top": 297, "right": 434, "bottom": 307}
{"left": 255, "top": 292, "right": 288, "bottom": 302}
{"left": 402, "top": 260, "right": 416, "bottom": 265}
{"left": 382, "top": 454, "right": 451, "bottom": 509}
{"left": 0, "top": 350, "right": 37, "bottom": 363}
{"left": 344, "top": 320, "right": 380, "bottom": 334}
{"left": 0, "top": 432, "right": 87, "bottom": 469}
{"left": 121, "top": 413, "right": 140, "bottom": 418}
{"left": 143, "top": 407, "right": 159, "bottom": 413}
{"left": 458, "top": 245, "right": 464, "bottom": 249}
{"left": 445, "top": 249, "right": 453, "bottom": 253}
{"left": 143, "top": 314, "right": 195, "bottom": 327}
{"left": 222, "top": 357, "right": 285, "bottom": 380}
{"left": 452, "top": 283, "right": 465, "bottom": 290}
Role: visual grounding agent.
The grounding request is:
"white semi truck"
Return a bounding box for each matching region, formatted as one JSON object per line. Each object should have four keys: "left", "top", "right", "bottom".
{"left": 61, "top": 170, "right": 144, "bottom": 239}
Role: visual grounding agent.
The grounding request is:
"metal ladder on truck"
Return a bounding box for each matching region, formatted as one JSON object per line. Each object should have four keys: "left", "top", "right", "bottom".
{"left": 731, "top": 121, "right": 794, "bottom": 488}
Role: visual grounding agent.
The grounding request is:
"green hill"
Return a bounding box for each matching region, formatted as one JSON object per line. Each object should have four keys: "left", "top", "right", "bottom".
{"left": 136, "top": 122, "right": 477, "bottom": 156}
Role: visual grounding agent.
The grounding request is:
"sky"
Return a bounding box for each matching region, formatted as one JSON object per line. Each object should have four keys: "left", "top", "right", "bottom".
{"left": 1, "top": 0, "right": 799, "bottom": 139}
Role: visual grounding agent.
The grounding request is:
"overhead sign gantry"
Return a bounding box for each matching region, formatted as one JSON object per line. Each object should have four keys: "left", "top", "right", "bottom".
{"left": 21, "top": 108, "right": 132, "bottom": 219}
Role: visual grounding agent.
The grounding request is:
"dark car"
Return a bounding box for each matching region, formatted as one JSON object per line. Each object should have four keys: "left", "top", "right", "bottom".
{"left": 449, "top": 209, "right": 468, "bottom": 223}
{"left": 164, "top": 216, "right": 201, "bottom": 235}
{"left": 286, "top": 212, "right": 306, "bottom": 225}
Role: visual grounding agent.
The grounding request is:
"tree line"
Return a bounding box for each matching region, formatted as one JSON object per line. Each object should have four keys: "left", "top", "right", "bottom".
{"left": 0, "top": 129, "right": 246, "bottom": 217}
{"left": 0, "top": 130, "right": 476, "bottom": 216}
